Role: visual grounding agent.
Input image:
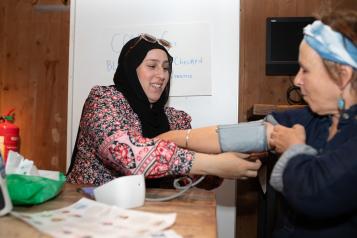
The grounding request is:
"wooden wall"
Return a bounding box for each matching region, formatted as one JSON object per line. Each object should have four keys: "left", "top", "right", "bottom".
{"left": 0, "top": 0, "right": 69, "bottom": 172}
{"left": 237, "top": 0, "right": 357, "bottom": 238}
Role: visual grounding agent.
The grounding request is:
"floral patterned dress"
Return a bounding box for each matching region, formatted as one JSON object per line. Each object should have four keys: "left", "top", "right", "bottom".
{"left": 66, "top": 85, "right": 195, "bottom": 186}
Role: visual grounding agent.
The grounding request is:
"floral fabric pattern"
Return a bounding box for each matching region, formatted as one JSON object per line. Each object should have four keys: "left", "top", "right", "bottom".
{"left": 67, "top": 85, "right": 194, "bottom": 186}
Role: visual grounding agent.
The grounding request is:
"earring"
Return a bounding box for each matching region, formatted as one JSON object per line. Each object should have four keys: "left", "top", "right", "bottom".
{"left": 338, "top": 96, "right": 346, "bottom": 111}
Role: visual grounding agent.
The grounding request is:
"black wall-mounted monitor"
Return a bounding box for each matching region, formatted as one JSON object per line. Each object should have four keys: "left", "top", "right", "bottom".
{"left": 266, "top": 17, "right": 315, "bottom": 76}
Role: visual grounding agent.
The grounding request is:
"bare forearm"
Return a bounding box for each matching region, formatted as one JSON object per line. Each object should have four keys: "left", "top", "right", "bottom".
{"left": 190, "top": 152, "right": 261, "bottom": 179}
{"left": 157, "top": 126, "right": 221, "bottom": 154}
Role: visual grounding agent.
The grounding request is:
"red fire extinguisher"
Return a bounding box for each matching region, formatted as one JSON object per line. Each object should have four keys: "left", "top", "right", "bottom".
{"left": 0, "top": 109, "right": 20, "bottom": 163}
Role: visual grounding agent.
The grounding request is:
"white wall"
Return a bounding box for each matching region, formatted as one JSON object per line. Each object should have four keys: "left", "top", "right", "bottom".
{"left": 68, "top": 1, "right": 240, "bottom": 237}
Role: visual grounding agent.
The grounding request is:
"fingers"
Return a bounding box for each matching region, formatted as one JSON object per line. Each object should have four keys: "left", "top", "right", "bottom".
{"left": 214, "top": 153, "right": 263, "bottom": 179}
{"left": 292, "top": 124, "right": 304, "bottom": 130}
{"left": 246, "top": 152, "right": 269, "bottom": 161}
{"left": 292, "top": 124, "right": 306, "bottom": 138}
{"left": 244, "top": 170, "right": 258, "bottom": 178}
{"left": 270, "top": 125, "right": 281, "bottom": 144}
{"left": 233, "top": 152, "right": 250, "bottom": 159}
{"left": 272, "top": 124, "right": 285, "bottom": 133}
{"left": 244, "top": 158, "right": 262, "bottom": 170}
{"left": 240, "top": 159, "right": 261, "bottom": 178}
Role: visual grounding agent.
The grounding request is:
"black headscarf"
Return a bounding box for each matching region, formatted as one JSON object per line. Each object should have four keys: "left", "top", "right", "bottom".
{"left": 113, "top": 36, "right": 173, "bottom": 138}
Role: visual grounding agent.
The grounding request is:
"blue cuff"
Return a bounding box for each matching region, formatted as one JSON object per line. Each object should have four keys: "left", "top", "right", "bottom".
{"left": 218, "top": 120, "right": 267, "bottom": 152}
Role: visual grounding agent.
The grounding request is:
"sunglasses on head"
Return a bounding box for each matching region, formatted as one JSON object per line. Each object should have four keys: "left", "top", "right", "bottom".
{"left": 130, "top": 33, "right": 172, "bottom": 51}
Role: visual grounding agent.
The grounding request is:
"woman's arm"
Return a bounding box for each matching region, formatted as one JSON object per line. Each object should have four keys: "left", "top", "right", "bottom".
{"left": 157, "top": 126, "right": 221, "bottom": 154}
{"left": 158, "top": 121, "right": 275, "bottom": 154}
{"left": 270, "top": 136, "right": 357, "bottom": 219}
{"left": 190, "top": 152, "right": 262, "bottom": 179}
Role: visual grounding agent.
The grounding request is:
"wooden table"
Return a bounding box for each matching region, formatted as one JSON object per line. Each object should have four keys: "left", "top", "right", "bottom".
{"left": 0, "top": 184, "right": 217, "bottom": 238}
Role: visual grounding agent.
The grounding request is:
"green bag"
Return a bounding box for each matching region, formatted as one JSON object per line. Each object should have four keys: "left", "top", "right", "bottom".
{"left": 6, "top": 173, "right": 66, "bottom": 205}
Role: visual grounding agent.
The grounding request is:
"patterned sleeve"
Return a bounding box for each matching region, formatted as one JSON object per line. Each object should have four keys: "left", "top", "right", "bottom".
{"left": 80, "top": 86, "right": 195, "bottom": 178}
{"left": 165, "top": 106, "right": 192, "bottom": 130}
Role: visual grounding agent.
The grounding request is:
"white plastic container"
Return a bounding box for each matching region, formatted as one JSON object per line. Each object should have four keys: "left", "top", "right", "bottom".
{"left": 94, "top": 174, "right": 145, "bottom": 209}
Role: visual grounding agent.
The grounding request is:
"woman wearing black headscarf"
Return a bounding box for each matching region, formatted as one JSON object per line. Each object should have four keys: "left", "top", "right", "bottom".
{"left": 67, "top": 34, "right": 261, "bottom": 187}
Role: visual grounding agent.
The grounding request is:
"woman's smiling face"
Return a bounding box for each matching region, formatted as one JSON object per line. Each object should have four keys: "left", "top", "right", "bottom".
{"left": 136, "top": 49, "right": 170, "bottom": 104}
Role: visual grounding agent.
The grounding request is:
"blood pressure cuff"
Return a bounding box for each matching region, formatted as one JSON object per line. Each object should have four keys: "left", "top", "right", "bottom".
{"left": 218, "top": 114, "right": 278, "bottom": 152}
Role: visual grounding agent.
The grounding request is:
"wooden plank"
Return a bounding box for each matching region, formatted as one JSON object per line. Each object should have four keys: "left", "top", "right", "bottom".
{"left": 249, "top": 103, "right": 306, "bottom": 118}
{"left": 1, "top": 0, "right": 69, "bottom": 172}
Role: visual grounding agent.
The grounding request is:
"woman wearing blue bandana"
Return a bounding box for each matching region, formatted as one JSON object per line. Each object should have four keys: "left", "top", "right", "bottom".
{"left": 158, "top": 9, "right": 357, "bottom": 237}
{"left": 267, "top": 9, "right": 357, "bottom": 238}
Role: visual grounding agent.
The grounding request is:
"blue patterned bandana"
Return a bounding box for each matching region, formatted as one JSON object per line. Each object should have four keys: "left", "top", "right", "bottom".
{"left": 303, "top": 20, "right": 357, "bottom": 69}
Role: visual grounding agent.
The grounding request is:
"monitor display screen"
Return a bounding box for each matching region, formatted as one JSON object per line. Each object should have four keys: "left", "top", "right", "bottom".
{"left": 266, "top": 17, "right": 315, "bottom": 75}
